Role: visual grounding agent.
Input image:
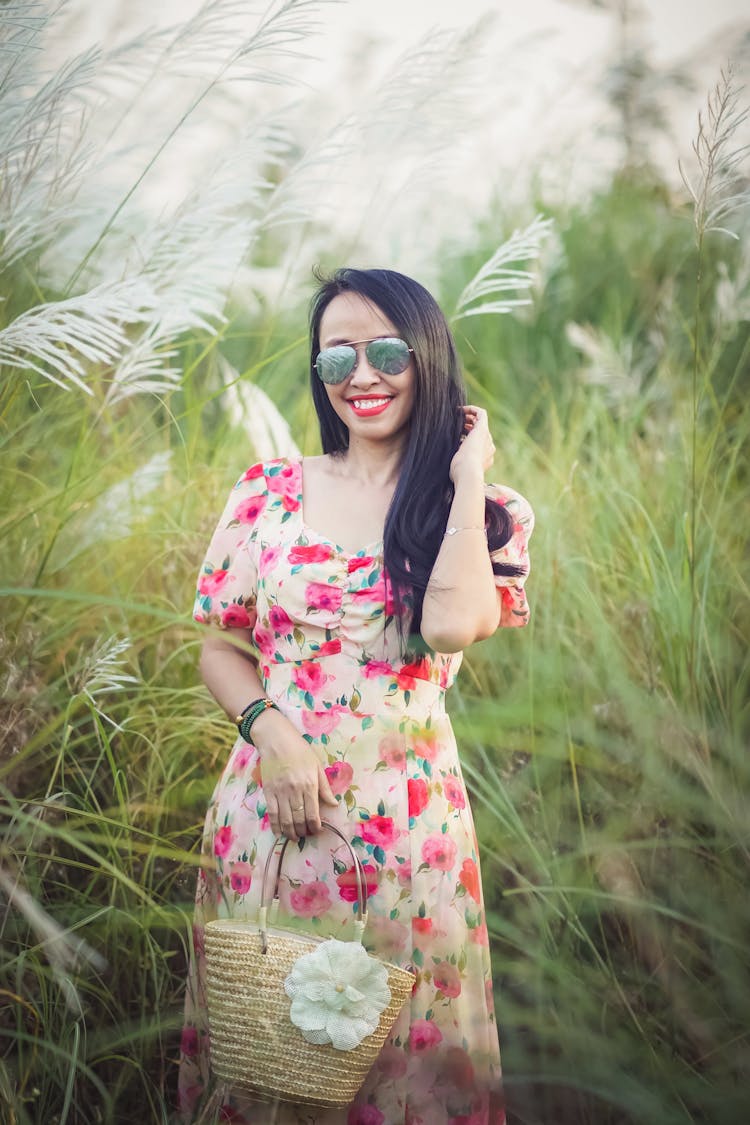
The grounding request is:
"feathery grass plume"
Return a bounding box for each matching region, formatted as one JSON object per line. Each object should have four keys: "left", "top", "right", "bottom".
{"left": 679, "top": 65, "right": 749, "bottom": 696}
{"left": 0, "top": 866, "right": 107, "bottom": 1014}
{"left": 274, "top": 20, "right": 499, "bottom": 273}
{"left": 0, "top": 5, "right": 99, "bottom": 270}
{"left": 0, "top": 279, "right": 161, "bottom": 392}
{"left": 219, "top": 355, "right": 301, "bottom": 460}
{"left": 65, "top": 635, "right": 139, "bottom": 720}
{"left": 453, "top": 215, "right": 554, "bottom": 319}
{"left": 680, "top": 64, "right": 750, "bottom": 242}
{"left": 565, "top": 320, "right": 662, "bottom": 409}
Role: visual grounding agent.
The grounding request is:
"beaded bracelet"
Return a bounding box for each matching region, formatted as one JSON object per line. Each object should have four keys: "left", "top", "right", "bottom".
{"left": 235, "top": 697, "right": 279, "bottom": 744}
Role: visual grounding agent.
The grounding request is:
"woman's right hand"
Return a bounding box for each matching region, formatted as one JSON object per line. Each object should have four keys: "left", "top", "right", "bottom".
{"left": 251, "top": 709, "right": 338, "bottom": 841}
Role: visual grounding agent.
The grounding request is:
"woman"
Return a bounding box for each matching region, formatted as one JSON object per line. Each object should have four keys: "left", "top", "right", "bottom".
{"left": 178, "top": 268, "right": 533, "bottom": 1125}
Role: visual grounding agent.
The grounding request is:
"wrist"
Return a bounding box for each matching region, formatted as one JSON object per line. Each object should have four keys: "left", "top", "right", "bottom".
{"left": 450, "top": 461, "right": 485, "bottom": 488}
{"left": 251, "top": 707, "right": 289, "bottom": 753}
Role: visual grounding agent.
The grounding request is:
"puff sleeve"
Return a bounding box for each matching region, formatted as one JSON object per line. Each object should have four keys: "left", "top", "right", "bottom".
{"left": 192, "top": 463, "right": 268, "bottom": 629}
{"left": 485, "top": 483, "right": 534, "bottom": 629}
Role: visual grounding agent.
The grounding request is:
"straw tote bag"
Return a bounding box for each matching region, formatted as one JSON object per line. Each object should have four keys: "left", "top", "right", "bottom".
{"left": 204, "top": 821, "right": 415, "bottom": 1108}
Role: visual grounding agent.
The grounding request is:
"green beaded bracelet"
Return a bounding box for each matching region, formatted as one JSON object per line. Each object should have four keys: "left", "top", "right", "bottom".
{"left": 236, "top": 697, "right": 279, "bottom": 744}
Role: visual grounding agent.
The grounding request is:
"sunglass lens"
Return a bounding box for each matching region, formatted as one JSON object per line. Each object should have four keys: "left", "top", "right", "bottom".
{"left": 365, "top": 337, "right": 411, "bottom": 375}
{"left": 316, "top": 345, "right": 357, "bottom": 384}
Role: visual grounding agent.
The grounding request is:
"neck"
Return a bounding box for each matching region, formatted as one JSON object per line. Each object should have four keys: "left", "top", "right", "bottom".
{"left": 337, "top": 435, "right": 407, "bottom": 487}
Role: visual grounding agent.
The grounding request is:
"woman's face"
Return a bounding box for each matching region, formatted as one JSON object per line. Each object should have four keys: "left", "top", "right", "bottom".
{"left": 316, "top": 292, "right": 416, "bottom": 446}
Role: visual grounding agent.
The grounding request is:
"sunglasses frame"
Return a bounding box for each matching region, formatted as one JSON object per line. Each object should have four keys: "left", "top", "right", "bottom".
{"left": 314, "top": 336, "right": 414, "bottom": 385}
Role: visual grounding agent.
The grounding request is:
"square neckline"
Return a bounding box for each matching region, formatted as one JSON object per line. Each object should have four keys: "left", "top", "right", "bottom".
{"left": 296, "top": 455, "right": 384, "bottom": 559}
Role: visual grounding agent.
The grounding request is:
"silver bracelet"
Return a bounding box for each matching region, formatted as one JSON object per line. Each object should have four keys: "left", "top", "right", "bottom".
{"left": 445, "top": 525, "right": 487, "bottom": 536}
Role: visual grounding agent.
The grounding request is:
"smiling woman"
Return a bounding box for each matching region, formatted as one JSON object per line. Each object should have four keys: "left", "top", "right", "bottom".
{"left": 178, "top": 267, "right": 534, "bottom": 1124}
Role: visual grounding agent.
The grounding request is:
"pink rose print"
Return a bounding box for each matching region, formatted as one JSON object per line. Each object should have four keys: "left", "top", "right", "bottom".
{"left": 361, "top": 815, "right": 398, "bottom": 848}
{"left": 459, "top": 858, "right": 481, "bottom": 902}
{"left": 379, "top": 733, "right": 406, "bottom": 770}
{"left": 362, "top": 814, "right": 398, "bottom": 846}
{"left": 268, "top": 604, "right": 293, "bottom": 633}
{"left": 469, "top": 919, "right": 490, "bottom": 945}
{"left": 351, "top": 574, "right": 396, "bottom": 615}
{"left": 281, "top": 492, "right": 301, "bottom": 512}
{"left": 305, "top": 582, "right": 343, "bottom": 613}
{"left": 397, "top": 859, "right": 412, "bottom": 886}
{"left": 408, "top": 777, "right": 429, "bottom": 818}
{"left": 259, "top": 544, "right": 282, "bottom": 577}
{"left": 409, "top": 1018, "right": 443, "bottom": 1051}
{"left": 231, "top": 744, "right": 253, "bottom": 771}
{"left": 421, "top": 833, "right": 457, "bottom": 871}
{"left": 433, "top": 960, "right": 462, "bottom": 998}
{"left": 444, "top": 1045, "right": 476, "bottom": 1090}
{"left": 396, "top": 658, "right": 426, "bottom": 691}
{"left": 198, "top": 568, "right": 228, "bottom": 596}
{"left": 367, "top": 915, "right": 408, "bottom": 957}
{"left": 376, "top": 1043, "right": 408, "bottom": 1078}
{"left": 325, "top": 760, "right": 354, "bottom": 795}
{"left": 252, "top": 623, "right": 276, "bottom": 657}
{"left": 290, "top": 879, "right": 332, "bottom": 917}
{"left": 229, "top": 862, "right": 253, "bottom": 895}
{"left": 221, "top": 604, "right": 252, "bottom": 629}
{"left": 443, "top": 775, "right": 466, "bottom": 809}
{"left": 214, "top": 826, "right": 233, "bottom": 858}
{"left": 293, "top": 660, "right": 327, "bottom": 693}
{"left": 347, "top": 555, "right": 375, "bottom": 574}
{"left": 180, "top": 1026, "right": 199, "bottom": 1057}
{"left": 336, "top": 863, "right": 378, "bottom": 902}
{"left": 289, "top": 543, "right": 334, "bottom": 565}
{"left": 234, "top": 494, "right": 267, "bottom": 525}
{"left": 242, "top": 463, "right": 264, "bottom": 481}
{"left": 413, "top": 728, "right": 439, "bottom": 763}
{"left": 412, "top": 915, "right": 433, "bottom": 936}
{"left": 301, "top": 707, "right": 344, "bottom": 737}
{"left": 348, "top": 1105, "right": 385, "bottom": 1125}
{"left": 266, "top": 463, "right": 300, "bottom": 495}
{"left": 316, "top": 639, "right": 342, "bottom": 656}
{"left": 364, "top": 660, "right": 394, "bottom": 679}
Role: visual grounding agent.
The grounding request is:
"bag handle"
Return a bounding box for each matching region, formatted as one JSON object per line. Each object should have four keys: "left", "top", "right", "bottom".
{"left": 258, "top": 820, "right": 368, "bottom": 953}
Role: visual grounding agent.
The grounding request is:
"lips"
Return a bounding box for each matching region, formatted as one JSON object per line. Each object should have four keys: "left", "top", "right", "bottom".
{"left": 346, "top": 395, "right": 393, "bottom": 417}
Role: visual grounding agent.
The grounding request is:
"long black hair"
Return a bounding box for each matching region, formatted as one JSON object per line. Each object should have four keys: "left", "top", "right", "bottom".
{"left": 309, "top": 267, "right": 521, "bottom": 639}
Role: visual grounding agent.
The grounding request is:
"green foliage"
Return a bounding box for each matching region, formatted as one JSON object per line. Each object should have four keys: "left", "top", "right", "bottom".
{"left": 1, "top": 14, "right": 749, "bottom": 1122}
{"left": 3, "top": 165, "right": 749, "bottom": 1122}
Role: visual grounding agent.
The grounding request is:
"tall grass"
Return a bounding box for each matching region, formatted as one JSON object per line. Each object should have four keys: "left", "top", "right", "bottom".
{"left": 2, "top": 5, "right": 749, "bottom": 1124}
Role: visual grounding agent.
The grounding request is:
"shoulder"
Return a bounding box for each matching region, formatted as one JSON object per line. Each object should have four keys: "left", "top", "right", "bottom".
{"left": 228, "top": 457, "right": 301, "bottom": 495}
{"left": 485, "top": 482, "right": 535, "bottom": 537}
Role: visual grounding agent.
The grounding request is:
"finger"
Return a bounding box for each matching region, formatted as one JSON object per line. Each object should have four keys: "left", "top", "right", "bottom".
{"left": 265, "top": 793, "right": 280, "bottom": 837}
{"left": 277, "top": 798, "right": 299, "bottom": 841}
{"left": 318, "top": 762, "right": 339, "bottom": 806}
{"left": 291, "top": 795, "right": 309, "bottom": 838}
{"left": 304, "top": 792, "right": 323, "bottom": 836}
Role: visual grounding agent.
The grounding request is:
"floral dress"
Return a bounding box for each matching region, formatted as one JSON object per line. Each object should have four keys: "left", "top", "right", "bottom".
{"left": 178, "top": 457, "right": 533, "bottom": 1125}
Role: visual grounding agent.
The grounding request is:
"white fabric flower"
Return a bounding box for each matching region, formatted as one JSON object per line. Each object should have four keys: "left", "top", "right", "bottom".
{"left": 284, "top": 938, "right": 391, "bottom": 1050}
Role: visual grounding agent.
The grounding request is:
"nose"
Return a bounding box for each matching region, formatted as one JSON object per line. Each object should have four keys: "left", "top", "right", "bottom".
{"left": 348, "top": 346, "right": 380, "bottom": 388}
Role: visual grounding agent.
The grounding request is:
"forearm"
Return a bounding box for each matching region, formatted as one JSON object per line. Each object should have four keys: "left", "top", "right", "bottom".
{"left": 199, "top": 629, "right": 307, "bottom": 752}
{"left": 199, "top": 629, "right": 266, "bottom": 720}
{"left": 420, "top": 467, "right": 498, "bottom": 652}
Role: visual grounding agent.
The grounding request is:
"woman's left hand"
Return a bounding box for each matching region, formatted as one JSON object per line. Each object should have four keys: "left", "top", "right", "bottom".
{"left": 449, "top": 405, "right": 496, "bottom": 483}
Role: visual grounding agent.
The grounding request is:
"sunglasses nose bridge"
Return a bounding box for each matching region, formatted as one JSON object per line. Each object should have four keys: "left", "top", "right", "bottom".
{"left": 347, "top": 344, "right": 381, "bottom": 386}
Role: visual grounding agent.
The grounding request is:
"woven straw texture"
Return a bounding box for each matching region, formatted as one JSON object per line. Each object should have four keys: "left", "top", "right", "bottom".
{"left": 205, "top": 919, "right": 415, "bottom": 1108}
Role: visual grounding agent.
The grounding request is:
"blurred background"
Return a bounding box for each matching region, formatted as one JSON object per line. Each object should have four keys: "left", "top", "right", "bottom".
{"left": 1, "top": 1, "right": 749, "bottom": 1122}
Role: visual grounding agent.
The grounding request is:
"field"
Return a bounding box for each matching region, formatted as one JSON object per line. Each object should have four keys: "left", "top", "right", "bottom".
{"left": 1, "top": 5, "right": 749, "bottom": 1123}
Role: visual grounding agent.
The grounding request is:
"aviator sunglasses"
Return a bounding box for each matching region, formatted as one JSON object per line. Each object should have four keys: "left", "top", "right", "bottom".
{"left": 314, "top": 336, "right": 414, "bottom": 385}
